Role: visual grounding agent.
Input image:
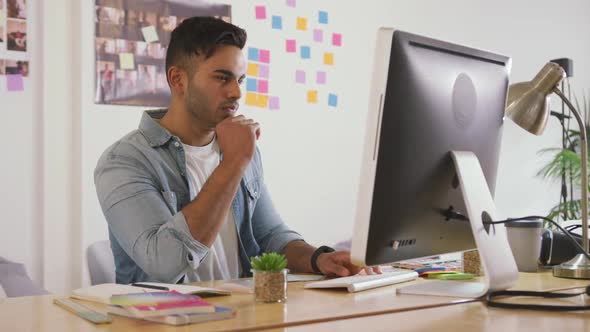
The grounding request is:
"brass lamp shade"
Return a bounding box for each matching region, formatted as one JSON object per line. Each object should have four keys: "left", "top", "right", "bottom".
{"left": 505, "top": 62, "right": 566, "bottom": 135}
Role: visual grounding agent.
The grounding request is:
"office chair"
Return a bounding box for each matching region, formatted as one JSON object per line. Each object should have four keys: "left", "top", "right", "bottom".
{"left": 86, "top": 240, "right": 116, "bottom": 285}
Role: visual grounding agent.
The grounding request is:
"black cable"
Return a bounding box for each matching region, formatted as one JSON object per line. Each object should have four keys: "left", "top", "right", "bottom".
{"left": 484, "top": 215, "right": 590, "bottom": 261}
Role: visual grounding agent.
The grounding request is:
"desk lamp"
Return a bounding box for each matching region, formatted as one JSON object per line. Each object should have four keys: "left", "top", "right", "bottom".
{"left": 506, "top": 62, "right": 590, "bottom": 279}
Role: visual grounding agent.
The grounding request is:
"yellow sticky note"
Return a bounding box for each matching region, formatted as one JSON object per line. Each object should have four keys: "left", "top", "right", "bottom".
{"left": 246, "top": 92, "right": 258, "bottom": 106}
{"left": 307, "top": 90, "right": 318, "bottom": 103}
{"left": 141, "top": 25, "right": 159, "bottom": 43}
{"left": 119, "top": 53, "right": 135, "bottom": 70}
{"left": 247, "top": 63, "right": 259, "bottom": 76}
{"left": 296, "top": 17, "right": 307, "bottom": 31}
{"left": 324, "top": 52, "right": 334, "bottom": 65}
{"left": 257, "top": 94, "right": 269, "bottom": 108}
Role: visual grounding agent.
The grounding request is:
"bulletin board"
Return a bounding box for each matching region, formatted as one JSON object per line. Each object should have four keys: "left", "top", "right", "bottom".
{"left": 94, "top": 0, "right": 231, "bottom": 107}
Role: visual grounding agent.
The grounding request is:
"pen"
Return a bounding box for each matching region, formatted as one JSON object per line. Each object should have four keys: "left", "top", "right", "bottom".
{"left": 131, "top": 283, "right": 169, "bottom": 290}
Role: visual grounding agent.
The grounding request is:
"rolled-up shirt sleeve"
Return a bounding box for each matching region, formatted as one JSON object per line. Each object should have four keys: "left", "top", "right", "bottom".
{"left": 96, "top": 152, "right": 208, "bottom": 282}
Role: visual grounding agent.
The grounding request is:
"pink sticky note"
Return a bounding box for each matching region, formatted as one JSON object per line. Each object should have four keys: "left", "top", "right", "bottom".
{"left": 258, "top": 65, "right": 269, "bottom": 79}
{"left": 332, "top": 33, "right": 342, "bottom": 46}
{"left": 269, "top": 96, "right": 280, "bottom": 110}
{"left": 295, "top": 70, "right": 306, "bottom": 84}
{"left": 316, "top": 71, "right": 327, "bottom": 84}
{"left": 259, "top": 49, "right": 270, "bottom": 63}
{"left": 7, "top": 75, "right": 24, "bottom": 92}
{"left": 286, "top": 39, "right": 296, "bottom": 53}
{"left": 255, "top": 6, "right": 267, "bottom": 19}
{"left": 286, "top": 0, "right": 296, "bottom": 7}
{"left": 314, "top": 29, "right": 323, "bottom": 42}
{"left": 258, "top": 80, "right": 269, "bottom": 94}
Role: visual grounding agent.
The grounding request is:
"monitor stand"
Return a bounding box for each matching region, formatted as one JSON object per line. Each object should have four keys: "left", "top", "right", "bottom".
{"left": 397, "top": 151, "right": 519, "bottom": 298}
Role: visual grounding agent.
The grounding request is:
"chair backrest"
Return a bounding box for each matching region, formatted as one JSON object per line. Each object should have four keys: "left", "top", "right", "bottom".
{"left": 86, "top": 240, "right": 116, "bottom": 285}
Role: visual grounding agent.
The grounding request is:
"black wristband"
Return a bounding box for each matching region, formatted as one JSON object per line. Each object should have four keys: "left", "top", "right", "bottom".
{"left": 310, "top": 245, "right": 335, "bottom": 274}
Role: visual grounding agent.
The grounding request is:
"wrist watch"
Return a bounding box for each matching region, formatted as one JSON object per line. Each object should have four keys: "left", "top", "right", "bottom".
{"left": 310, "top": 245, "right": 335, "bottom": 273}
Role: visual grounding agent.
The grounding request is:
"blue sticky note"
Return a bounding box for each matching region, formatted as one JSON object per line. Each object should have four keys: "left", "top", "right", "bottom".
{"left": 300, "top": 46, "right": 311, "bottom": 59}
{"left": 319, "top": 11, "right": 328, "bottom": 24}
{"left": 246, "top": 78, "right": 258, "bottom": 92}
{"left": 328, "top": 93, "right": 338, "bottom": 107}
{"left": 272, "top": 16, "right": 283, "bottom": 30}
{"left": 248, "top": 48, "right": 259, "bottom": 61}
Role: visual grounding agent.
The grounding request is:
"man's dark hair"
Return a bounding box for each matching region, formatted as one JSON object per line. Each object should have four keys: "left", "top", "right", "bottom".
{"left": 165, "top": 17, "right": 247, "bottom": 83}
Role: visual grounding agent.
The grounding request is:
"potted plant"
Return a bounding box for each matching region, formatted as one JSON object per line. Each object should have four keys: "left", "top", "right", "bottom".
{"left": 538, "top": 90, "right": 589, "bottom": 223}
{"left": 250, "top": 253, "right": 288, "bottom": 303}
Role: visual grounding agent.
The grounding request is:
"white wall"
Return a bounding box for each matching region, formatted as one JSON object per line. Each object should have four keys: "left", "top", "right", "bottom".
{"left": 2, "top": 0, "right": 588, "bottom": 293}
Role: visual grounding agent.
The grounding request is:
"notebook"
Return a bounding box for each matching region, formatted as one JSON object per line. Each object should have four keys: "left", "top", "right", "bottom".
{"left": 109, "top": 291, "right": 216, "bottom": 318}
{"left": 71, "top": 282, "right": 229, "bottom": 304}
{"left": 108, "top": 304, "right": 236, "bottom": 325}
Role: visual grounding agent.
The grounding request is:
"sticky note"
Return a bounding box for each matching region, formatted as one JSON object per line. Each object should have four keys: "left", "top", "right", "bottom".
{"left": 258, "top": 64, "right": 269, "bottom": 79}
{"left": 255, "top": 6, "right": 266, "bottom": 19}
{"left": 245, "top": 92, "right": 258, "bottom": 106}
{"left": 141, "top": 25, "right": 159, "bottom": 43}
{"left": 296, "top": 17, "right": 307, "bottom": 30}
{"left": 7, "top": 75, "right": 24, "bottom": 91}
{"left": 301, "top": 46, "right": 311, "bottom": 59}
{"left": 313, "top": 29, "right": 323, "bottom": 42}
{"left": 295, "top": 70, "right": 306, "bottom": 84}
{"left": 258, "top": 80, "right": 268, "bottom": 94}
{"left": 269, "top": 96, "right": 280, "bottom": 110}
{"left": 328, "top": 93, "right": 338, "bottom": 107}
{"left": 286, "top": 39, "right": 296, "bottom": 53}
{"left": 259, "top": 49, "right": 270, "bottom": 63}
{"left": 119, "top": 53, "right": 135, "bottom": 69}
{"left": 324, "top": 52, "right": 334, "bottom": 65}
{"left": 286, "top": 0, "right": 296, "bottom": 7}
{"left": 332, "top": 33, "right": 342, "bottom": 46}
{"left": 257, "top": 94, "right": 269, "bottom": 107}
{"left": 319, "top": 11, "right": 328, "bottom": 24}
{"left": 247, "top": 63, "right": 259, "bottom": 76}
{"left": 316, "top": 71, "right": 326, "bottom": 84}
{"left": 246, "top": 78, "right": 258, "bottom": 92}
{"left": 307, "top": 90, "right": 318, "bottom": 103}
{"left": 272, "top": 16, "right": 282, "bottom": 30}
{"left": 248, "top": 48, "right": 259, "bottom": 62}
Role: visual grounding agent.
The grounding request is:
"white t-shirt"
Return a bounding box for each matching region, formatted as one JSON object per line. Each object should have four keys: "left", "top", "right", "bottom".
{"left": 181, "top": 138, "right": 241, "bottom": 282}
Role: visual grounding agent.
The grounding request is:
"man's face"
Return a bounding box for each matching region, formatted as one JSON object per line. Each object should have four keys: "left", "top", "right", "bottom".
{"left": 184, "top": 45, "right": 246, "bottom": 128}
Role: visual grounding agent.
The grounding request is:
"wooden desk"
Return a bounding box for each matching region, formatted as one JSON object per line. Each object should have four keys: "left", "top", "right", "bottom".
{"left": 0, "top": 271, "right": 586, "bottom": 332}
{"left": 273, "top": 287, "right": 590, "bottom": 332}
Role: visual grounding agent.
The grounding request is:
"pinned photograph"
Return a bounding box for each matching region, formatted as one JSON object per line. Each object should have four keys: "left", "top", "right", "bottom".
{"left": 0, "top": 26, "right": 4, "bottom": 43}
{"left": 159, "top": 16, "right": 177, "bottom": 32}
{"left": 96, "top": 61, "right": 115, "bottom": 102}
{"left": 95, "top": 6, "right": 125, "bottom": 24}
{"left": 96, "top": 37, "right": 116, "bottom": 54}
{"left": 115, "top": 69, "right": 138, "bottom": 99}
{"left": 0, "top": 60, "right": 5, "bottom": 75}
{"left": 137, "top": 64, "right": 157, "bottom": 94}
{"left": 126, "top": 10, "right": 142, "bottom": 25}
{"left": 5, "top": 60, "right": 28, "bottom": 76}
{"left": 7, "top": 18, "right": 26, "bottom": 52}
{"left": 145, "top": 12, "right": 158, "bottom": 26}
{"left": 147, "top": 43, "right": 165, "bottom": 59}
{"left": 7, "top": 0, "right": 26, "bottom": 20}
{"left": 135, "top": 41, "right": 149, "bottom": 57}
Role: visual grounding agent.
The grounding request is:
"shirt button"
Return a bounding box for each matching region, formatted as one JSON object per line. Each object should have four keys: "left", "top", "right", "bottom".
{"left": 174, "top": 142, "right": 180, "bottom": 147}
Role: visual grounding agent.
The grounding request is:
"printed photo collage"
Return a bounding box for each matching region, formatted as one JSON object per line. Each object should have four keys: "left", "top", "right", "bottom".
{"left": 94, "top": 0, "right": 231, "bottom": 107}
{"left": 2, "top": 0, "right": 27, "bottom": 52}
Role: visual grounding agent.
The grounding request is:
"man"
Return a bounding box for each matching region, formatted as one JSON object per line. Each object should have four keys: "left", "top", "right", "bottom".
{"left": 95, "top": 17, "right": 370, "bottom": 284}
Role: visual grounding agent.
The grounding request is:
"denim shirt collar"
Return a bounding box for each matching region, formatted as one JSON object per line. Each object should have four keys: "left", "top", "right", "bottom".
{"left": 139, "top": 109, "right": 174, "bottom": 147}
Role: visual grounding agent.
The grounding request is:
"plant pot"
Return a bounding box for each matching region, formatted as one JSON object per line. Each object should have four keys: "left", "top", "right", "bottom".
{"left": 252, "top": 268, "right": 288, "bottom": 303}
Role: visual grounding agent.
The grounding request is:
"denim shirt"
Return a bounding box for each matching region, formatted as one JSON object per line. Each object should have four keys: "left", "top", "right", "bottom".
{"left": 94, "top": 110, "right": 303, "bottom": 284}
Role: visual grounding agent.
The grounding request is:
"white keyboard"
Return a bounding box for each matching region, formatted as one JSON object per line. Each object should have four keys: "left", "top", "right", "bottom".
{"left": 304, "top": 269, "right": 418, "bottom": 293}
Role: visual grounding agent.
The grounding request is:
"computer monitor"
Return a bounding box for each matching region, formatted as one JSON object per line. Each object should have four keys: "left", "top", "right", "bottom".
{"left": 351, "top": 28, "right": 518, "bottom": 297}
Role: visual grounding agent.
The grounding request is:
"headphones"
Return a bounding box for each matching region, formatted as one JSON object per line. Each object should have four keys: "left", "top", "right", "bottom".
{"left": 487, "top": 286, "right": 590, "bottom": 311}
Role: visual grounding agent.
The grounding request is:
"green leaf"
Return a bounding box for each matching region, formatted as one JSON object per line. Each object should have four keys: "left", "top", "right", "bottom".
{"left": 250, "top": 252, "right": 287, "bottom": 272}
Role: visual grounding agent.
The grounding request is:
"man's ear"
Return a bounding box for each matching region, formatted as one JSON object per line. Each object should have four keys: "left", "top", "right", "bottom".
{"left": 167, "top": 66, "right": 186, "bottom": 96}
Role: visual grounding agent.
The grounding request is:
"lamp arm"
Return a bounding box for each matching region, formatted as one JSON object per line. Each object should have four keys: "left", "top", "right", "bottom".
{"left": 553, "top": 87, "right": 589, "bottom": 254}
